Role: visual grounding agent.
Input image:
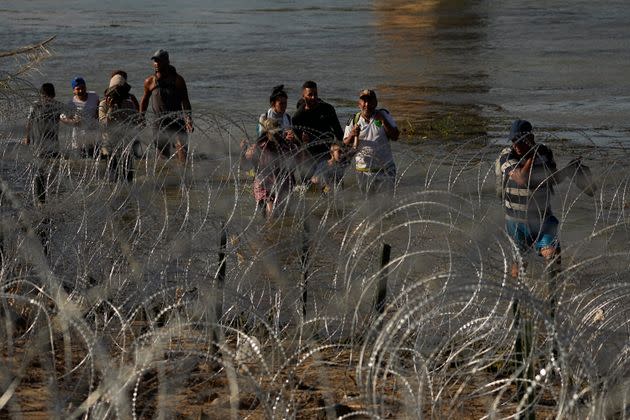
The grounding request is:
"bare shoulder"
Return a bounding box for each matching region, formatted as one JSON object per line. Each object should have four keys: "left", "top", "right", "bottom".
{"left": 144, "top": 74, "right": 157, "bottom": 90}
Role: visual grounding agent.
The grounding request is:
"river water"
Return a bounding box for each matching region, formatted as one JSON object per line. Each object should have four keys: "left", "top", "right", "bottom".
{"left": 1, "top": 4, "right": 630, "bottom": 416}
{"left": 2, "top": 0, "right": 630, "bottom": 145}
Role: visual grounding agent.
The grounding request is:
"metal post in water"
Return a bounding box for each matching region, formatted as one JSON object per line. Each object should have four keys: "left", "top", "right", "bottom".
{"left": 375, "top": 243, "right": 391, "bottom": 314}
{"left": 212, "top": 223, "right": 227, "bottom": 349}
{"left": 216, "top": 223, "right": 227, "bottom": 322}
{"left": 300, "top": 221, "right": 309, "bottom": 318}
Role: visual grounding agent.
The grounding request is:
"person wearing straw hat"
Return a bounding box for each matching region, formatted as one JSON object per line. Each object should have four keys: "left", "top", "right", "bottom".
{"left": 343, "top": 89, "right": 399, "bottom": 195}
{"left": 99, "top": 73, "right": 141, "bottom": 181}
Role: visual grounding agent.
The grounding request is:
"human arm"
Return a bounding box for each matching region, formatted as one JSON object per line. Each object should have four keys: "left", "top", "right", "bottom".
{"left": 508, "top": 154, "right": 534, "bottom": 186}
{"left": 328, "top": 105, "right": 344, "bottom": 141}
{"left": 98, "top": 99, "right": 109, "bottom": 125}
{"left": 129, "top": 94, "right": 140, "bottom": 112}
{"left": 60, "top": 102, "right": 80, "bottom": 126}
{"left": 139, "top": 75, "right": 154, "bottom": 118}
{"left": 176, "top": 75, "right": 193, "bottom": 133}
{"left": 374, "top": 110, "right": 400, "bottom": 141}
{"left": 93, "top": 95, "right": 100, "bottom": 120}
{"left": 342, "top": 123, "right": 361, "bottom": 148}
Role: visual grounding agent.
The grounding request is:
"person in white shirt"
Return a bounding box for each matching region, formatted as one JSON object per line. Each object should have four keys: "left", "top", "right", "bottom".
{"left": 342, "top": 89, "right": 399, "bottom": 195}
{"left": 65, "top": 76, "right": 100, "bottom": 158}
{"left": 257, "top": 84, "right": 294, "bottom": 138}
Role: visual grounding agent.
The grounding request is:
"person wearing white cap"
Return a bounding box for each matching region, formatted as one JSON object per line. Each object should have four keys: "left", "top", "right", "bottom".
{"left": 343, "top": 89, "right": 399, "bottom": 195}
{"left": 99, "top": 72, "right": 140, "bottom": 181}
{"left": 139, "top": 49, "right": 193, "bottom": 163}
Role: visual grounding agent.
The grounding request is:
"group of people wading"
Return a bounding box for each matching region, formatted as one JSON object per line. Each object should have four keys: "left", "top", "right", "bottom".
{"left": 25, "top": 49, "right": 192, "bottom": 185}
{"left": 24, "top": 48, "right": 595, "bottom": 302}
{"left": 241, "top": 81, "right": 401, "bottom": 219}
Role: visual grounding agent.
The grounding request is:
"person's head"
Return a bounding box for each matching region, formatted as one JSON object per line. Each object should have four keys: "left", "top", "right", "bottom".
{"left": 330, "top": 143, "right": 343, "bottom": 162}
{"left": 39, "top": 83, "right": 55, "bottom": 99}
{"left": 108, "top": 74, "right": 126, "bottom": 88}
{"left": 111, "top": 69, "right": 128, "bottom": 80}
{"left": 358, "top": 89, "right": 378, "bottom": 119}
{"left": 301, "top": 80, "right": 318, "bottom": 109}
{"left": 509, "top": 119, "right": 535, "bottom": 156}
{"left": 151, "top": 49, "right": 170, "bottom": 73}
{"left": 269, "top": 85, "right": 288, "bottom": 114}
{"left": 71, "top": 77, "right": 87, "bottom": 99}
{"left": 260, "top": 118, "right": 282, "bottom": 142}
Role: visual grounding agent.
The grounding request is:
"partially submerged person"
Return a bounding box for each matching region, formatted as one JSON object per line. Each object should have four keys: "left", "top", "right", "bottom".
{"left": 257, "top": 84, "right": 294, "bottom": 137}
{"left": 24, "top": 83, "right": 65, "bottom": 158}
{"left": 65, "top": 76, "right": 100, "bottom": 158}
{"left": 343, "top": 89, "right": 399, "bottom": 195}
{"left": 109, "top": 69, "right": 140, "bottom": 111}
{"left": 99, "top": 74, "right": 141, "bottom": 182}
{"left": 244, "top": 119, "right": 297, "bottom": 219}
{"left": 24, "top": 83, "right": 67, "bottom": 203}
{"left": 498, "top": 120, "right": 575, "bottom": 314}
{"left": 139, "top": 49, "right": 193, "bottom": 163}
{"left": 310, "top": 142, "right": 348, "bottom": 193}
{"left": 292, "top": 81, "right": 343, "bottom": 180}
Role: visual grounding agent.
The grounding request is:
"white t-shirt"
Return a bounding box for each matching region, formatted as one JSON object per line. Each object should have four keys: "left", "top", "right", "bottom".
{"left": 344, "top": 110, "right": 397, "bottom": 170}
{"left": 257, "top": 108, "right": 292, "bottom": 136}
{"left": 68, "top": 92, "right": 99, "bottom": 147}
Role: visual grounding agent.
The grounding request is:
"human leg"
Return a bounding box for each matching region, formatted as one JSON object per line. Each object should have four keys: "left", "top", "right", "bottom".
{"left": 174, "top": 132, "right": 188, "bottom": 163}
{"left": 535, "top": 216, "right": 561, "bottom": 318}
{"left": 505, "top": 219, "right": 533, "bottom": 279}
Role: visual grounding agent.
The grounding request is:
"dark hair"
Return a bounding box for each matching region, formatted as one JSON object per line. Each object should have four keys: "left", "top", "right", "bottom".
{"left": 111, "top": 69, "right": 128, "bottom": 80}
{"left": 269, "top": 84, "right": 287, "bottom": 104}
{"left": 301, "top": 80, "right": 317, "bottom": 90}
{"left": 40, "top": 83, "right": 55, "bottom": 98}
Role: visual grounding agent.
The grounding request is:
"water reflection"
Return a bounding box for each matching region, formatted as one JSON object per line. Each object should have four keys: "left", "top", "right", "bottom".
{"left": 374, "top": 0, "right": 490, "bottom": 141}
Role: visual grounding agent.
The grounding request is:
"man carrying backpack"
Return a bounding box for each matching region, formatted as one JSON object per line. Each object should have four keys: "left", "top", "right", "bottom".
{"left": 343, "top": 89, "right": 399, "bottom": 195}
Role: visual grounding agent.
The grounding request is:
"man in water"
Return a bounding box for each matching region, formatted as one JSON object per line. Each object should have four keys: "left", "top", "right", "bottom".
{"left": 25, "top": 83, "right": 65, "bottom": 158}
{"left": 139, "top": 49, "right": 193, "bottom": 163}
{"left": 24, "top": 83, "right": 67, "bottom": 204}
{"left": 66, "top": 77, "right": 100, "bottom": 158}
{"left": 343, "top": 89, "right": 399, "bottom": 195}
{"left": 292, "top": 80, "right": 343, "bottom": 181}
{"left": 499, "top": 120, "right": 573, "bottom": 314}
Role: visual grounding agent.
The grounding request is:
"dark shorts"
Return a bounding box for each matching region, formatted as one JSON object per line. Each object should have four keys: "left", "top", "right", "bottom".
{"left": 506, "top": 215, "right": 560, "bottom": 254}
{"left": 153, "top": 123, "right": 188, "bottom": 157}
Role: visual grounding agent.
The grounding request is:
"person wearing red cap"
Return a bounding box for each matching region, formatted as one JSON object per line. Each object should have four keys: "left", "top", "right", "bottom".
{"left": 139, "top": 49, "right": 193, "bottom": 163}
{"left": 343, "top": 89, "right": 399, "bottom": 195}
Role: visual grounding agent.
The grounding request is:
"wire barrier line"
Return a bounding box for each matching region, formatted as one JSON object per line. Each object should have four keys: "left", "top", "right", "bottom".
{"left": 2, "top": 79, "right": 630, "bottom": 418}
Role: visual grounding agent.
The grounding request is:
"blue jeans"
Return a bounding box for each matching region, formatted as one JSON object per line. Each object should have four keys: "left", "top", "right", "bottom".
{"left": 506, "top": 215, "right": 560, "bottom": 255}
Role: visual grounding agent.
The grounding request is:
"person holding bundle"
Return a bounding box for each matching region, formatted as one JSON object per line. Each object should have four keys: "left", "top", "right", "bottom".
{"left": 99, "top": 73, "right": 141, "bottom": 181}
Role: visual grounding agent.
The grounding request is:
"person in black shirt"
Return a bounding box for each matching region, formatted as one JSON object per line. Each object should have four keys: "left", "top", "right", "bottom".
{"left": 292, "top": 81, "right": 343, "bottom": 180}
{"left": 24, "top": 83, "right": 67, "bottom": 204}
{"left": 25, "top": 83, "right": 66, "bottom": 158}
{"left": 140, "top": 49, "right": 193, "bottom": 163}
